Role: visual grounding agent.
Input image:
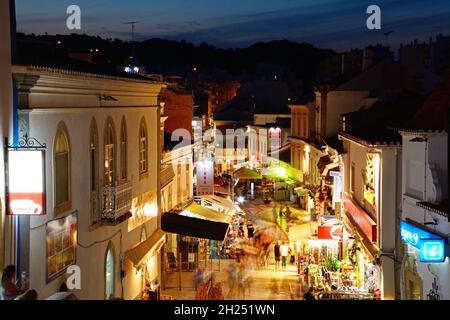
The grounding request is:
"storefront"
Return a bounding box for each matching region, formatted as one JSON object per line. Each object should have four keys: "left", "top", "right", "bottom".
{"left": 123, "top": 229, "right": 166, "bottom": 300}
{"left": 400, "top": 219, "right": 449, "bottom": 300}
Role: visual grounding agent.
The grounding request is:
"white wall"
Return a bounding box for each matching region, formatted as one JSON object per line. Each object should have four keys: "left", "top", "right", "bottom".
{"left": 401, "top": 132, "right": 449, "bottom": 299}
{"left": 344, "top": 139, "right": 401, "bottom": 299}
{"left": 26, "top": 106, "right": 160, "bottom": 300}
{"left": 162, "top": 145, "right": 193, "bottom": 212}
{"left": 315, "top": 90, "right": 376, "bottom": 138}
{"left": 0, "top": 0, "right": 13, "bottom": 269}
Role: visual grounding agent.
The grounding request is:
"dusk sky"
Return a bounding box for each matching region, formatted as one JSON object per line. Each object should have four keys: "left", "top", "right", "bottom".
{"left": 15, "top": 0, "right": 450, "bottom": 51}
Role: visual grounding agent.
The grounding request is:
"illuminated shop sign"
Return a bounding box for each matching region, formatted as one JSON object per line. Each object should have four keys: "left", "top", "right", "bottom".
{"left": 400, "top": 220, "right": 447, "bottom": 263}
{"left": 318, "top": 225, "right": 343, "bottom": 240}
{"left": 196, "top": 160, "right": 214, "bottom": 195}
{"left": 7, "top": 150, "right": 46, "bottom": 215}
{"left": 400, "top": 220, "right": 440, "bottom": 249}
{"left": 419, "top": 239, "right": 445, "bottom": 263}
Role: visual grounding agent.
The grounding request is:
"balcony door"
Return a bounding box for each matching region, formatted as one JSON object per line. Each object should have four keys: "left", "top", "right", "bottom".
{"left": 104, "top": 118, "right": 116, "bottom": 187}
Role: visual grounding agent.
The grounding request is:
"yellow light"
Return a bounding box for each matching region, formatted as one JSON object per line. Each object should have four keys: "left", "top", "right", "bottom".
{"left": 275, "top": 166, "right": 286, "bottom": 178}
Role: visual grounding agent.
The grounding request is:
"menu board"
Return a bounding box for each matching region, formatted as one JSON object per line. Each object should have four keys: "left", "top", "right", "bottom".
{"left": 46, "top": 211, "right": 78, "bottom": 283}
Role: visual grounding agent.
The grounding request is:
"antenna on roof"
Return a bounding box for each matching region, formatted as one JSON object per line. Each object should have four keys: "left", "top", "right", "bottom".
{"left": 123, "top": 21, "right": 140, "bottom": 66}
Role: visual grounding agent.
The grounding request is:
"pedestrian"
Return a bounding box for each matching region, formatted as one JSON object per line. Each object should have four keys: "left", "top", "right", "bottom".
{"left": 280, "top": 242, "right": 289, "bottom": 270}
{"left": 247, "top": 223, "right": 254, "bottom": 238}
{"left": 194, "top": 267, "right": 204, "bottom": 287}
{"left": 0, "top": 265, "right": 25, "bottom": 300}
{"left": 288, "top": 246, "right": 295, "bottom": 264}
{"left": 303, "top": 286, "right": 316, "bottom": 300}
{"left": 274, "top": 242, "right": 281, "bottom": 270}
{"left": 285, "top": 206, "right": 291, "bottom": 220}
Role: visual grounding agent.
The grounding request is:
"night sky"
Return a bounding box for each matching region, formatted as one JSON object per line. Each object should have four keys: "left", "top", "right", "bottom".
{"left": 15, "top": 0, "right": 450, "bottom": 51}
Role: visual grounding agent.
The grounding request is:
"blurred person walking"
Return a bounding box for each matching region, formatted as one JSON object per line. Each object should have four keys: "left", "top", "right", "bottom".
{"left": 274, "top": 242, "right": 281, "bottom": 270}
{"left": 0, "top": 265, "right": 26, "bottom": 300}
{"left": 280, "top": 242, "right": 289, "bottom": 270}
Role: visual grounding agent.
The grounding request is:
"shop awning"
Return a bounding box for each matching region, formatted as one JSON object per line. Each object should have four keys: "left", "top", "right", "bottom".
{"left": 294, "top": 187, "right": 310, "bottom": 196}
{"left": 213, "top": 185, "right": 231, "bottom": 195}
{"left": 201, "top": 195, "right": 241, "bottom": 213}
{"left": 322, "top": 161, "right": 340, "bottom": 178}
{"left": 233, "top": 167, "right": 262, "bottom": 180}
{"left": 124, "top": 229, "right": 166, "bottom": 267}
{"left": 161, "top": 203, "right": 231, "bottom": 241}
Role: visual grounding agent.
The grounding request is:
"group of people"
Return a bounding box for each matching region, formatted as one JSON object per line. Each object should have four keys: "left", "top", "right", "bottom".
{"left": 273, "top": 241, "right": 295, "bottom": 270}
{"left": 0, "top": 265, "right": 37, "bottom": 300}
{"left": 238, "top": 221, "right": 254, "bottom": 239}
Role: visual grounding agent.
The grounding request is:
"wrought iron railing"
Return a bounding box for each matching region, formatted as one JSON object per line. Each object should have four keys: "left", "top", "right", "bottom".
{"left": 101, "top": 180, "right": 133, "bottom": 223}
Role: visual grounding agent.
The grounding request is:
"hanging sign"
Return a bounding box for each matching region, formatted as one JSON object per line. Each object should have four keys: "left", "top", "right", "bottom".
{"left": 318, "top": 225, "right": 343, "bottom": 240}
{"left": 196, "top": 160, "right": 214, "bottom": 195}
{"left": 420, "top": 239, "right": 445, "bottom": 263}
{"left": 7, "top": 149, "right": 46, "bottom": 215}
{"left": 400, "top": 220, "right": 441, "bottom": 249}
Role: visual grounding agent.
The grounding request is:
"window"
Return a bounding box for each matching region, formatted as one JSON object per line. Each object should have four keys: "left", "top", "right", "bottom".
{"left": 139, "top": 118, "right": 148, "bottom": 175}
{"left": 120, "top": 117, "right": 127, "bottom": 180}
{"left": 141, "top": 227, "right": 147, "bottom": 242}
{"left": 105, "top": 243, "right": 115, "bottom": 299}
{"left": 350, "top": 162, "right": 355, "bottom": 194}
{"left": 104, "top": 118, "right": 116, "bottom": 186}
{"left": 54, "top": 122, "right": 71, "bottom": 213}
{"left": 90, "top": 118, "right": 99, "bottom": 224}
{"left": 301, "top": 111, "right": 308, "bottom": 138}
{"left": 185, "top": 162, "right": 190, "bottom": 196}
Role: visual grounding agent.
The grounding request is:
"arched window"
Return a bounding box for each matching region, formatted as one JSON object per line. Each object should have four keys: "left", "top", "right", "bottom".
{"left": 54, "top": 122, "right": 71, "bottom": 214}
{"left": 105, "top": 242, "right": 115, "bottom": 299}
{"left": 90, "top": 118, "right": 99, "bottom": 224}
{"left": 120, "top": 117, "right": 127, "bottom": 180}
{"left": 104, "top": 117, "right": 116, "bottom": 186}
{"left": 139, "top": 118, "right": 148, "bottom": 175}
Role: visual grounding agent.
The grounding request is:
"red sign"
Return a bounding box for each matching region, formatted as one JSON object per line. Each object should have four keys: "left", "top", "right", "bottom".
{"left": 343, "top": 194, "right": 377, "bottom": 242}
{"left": 318, "top": 225, "right": 343, "bottom": 240}
{"left": 8, "top": 150, "right": 46, "bottom": 215}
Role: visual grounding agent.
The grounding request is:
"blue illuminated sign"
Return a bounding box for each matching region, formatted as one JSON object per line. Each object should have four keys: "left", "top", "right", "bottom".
{"left": 400, "top": 220, "right": 440, "bottom": 249}
{"left": 420, "top": 239, "right": 445, "bottom": 263}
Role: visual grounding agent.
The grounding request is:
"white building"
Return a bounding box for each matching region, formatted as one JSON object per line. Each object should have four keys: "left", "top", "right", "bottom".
{"left": 0, "top": 0, "right": 14, "bottom": 272}
{"left": 339, "top": 131, "right": 402, "bottom": 300}
{"left": 398, "top": 74, "right": 449, "bottom": 300}
{"left": 160, "top": 140, "right": 194, "bottom": 263}
{"left": 13, "top": 65, "right": 167, "bottom": 300}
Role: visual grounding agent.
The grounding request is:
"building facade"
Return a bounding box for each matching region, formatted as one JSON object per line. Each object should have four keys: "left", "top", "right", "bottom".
{"left": 399, "top": 130, "right": 448, "bottom": 300}
{"left": 339, "top": 132, "right": 402, "bottom": 300}
{"left": 1, "top": 0, "right": 15, "bottom": 272}
{"left": 12, "top": 65, "right": 166, "bottom": 299}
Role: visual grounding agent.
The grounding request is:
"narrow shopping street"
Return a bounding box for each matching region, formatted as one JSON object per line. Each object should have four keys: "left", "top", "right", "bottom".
{"left": 161, "top": 198, "right": 313, "bottom": 300}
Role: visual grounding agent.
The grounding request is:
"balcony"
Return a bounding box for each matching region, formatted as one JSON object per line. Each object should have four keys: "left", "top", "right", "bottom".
{"left": 101, "top": 180, "right": 133, "bottom": 225}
